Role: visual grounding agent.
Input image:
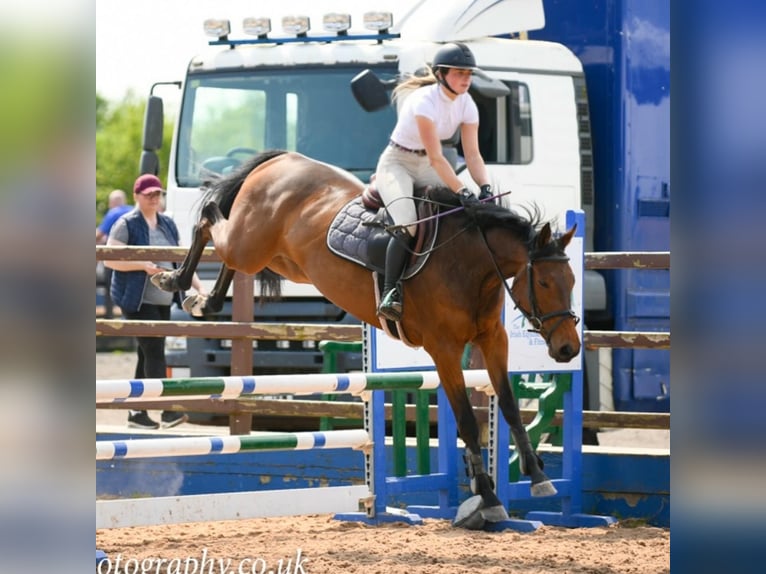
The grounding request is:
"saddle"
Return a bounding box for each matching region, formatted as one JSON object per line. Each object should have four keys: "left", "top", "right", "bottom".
{"left": 327, "top": 185, "right": 442, "bottom": 345}
{"left": 327, "top": 186, "right": 440, "bottom": 278}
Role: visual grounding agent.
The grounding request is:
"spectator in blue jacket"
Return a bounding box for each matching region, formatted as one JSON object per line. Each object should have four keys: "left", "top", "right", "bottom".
{"left": 105, "top": 174, "right": 204, "bottom": 429}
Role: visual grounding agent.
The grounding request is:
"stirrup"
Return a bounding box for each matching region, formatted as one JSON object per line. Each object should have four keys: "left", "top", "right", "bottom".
{"left": 377, "top": 289, "right": 402, "bottom": 322}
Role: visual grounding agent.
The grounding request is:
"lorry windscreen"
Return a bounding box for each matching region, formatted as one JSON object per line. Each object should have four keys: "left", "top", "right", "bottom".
{"left": 175, "top": 67, "right": 397, "bottom": 187}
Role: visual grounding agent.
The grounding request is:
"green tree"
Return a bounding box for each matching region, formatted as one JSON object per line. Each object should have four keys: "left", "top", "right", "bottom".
{"left": 96, "top": 93, "right": 108, "bottom": 129}
{"left": 95, "top": 91, "right": 172, "bottom": 222}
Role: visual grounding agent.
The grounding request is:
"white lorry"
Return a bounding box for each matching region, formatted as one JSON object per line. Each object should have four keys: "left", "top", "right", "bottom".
{"left": 140, "top": 0, "right": 602, "bottom": 393}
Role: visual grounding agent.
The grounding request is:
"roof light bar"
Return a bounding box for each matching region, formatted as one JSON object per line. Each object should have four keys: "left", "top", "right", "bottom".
{"left": 323, "top": 13, "right": 351, "bottom": 35}
{"left": 203, "top": 19, "right": 231, "bottom": 40}
{"left": 363, "top": 11, "right": 393, "bottom": 33}
{"left": 243, "top": 17, "right": 271, "bottom": 38}
{"left": 282, "top": 15, "right": 310, "bottom": 37}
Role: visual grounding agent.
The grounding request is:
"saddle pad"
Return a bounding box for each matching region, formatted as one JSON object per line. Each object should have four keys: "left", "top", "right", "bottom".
{"left": 327, "top": 196, "right": 381, "bottom": 269}
{"left": 327, "top": 196, "right": 434, "bottom": 279}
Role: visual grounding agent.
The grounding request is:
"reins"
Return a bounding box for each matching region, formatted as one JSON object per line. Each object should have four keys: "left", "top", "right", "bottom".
{"left": 380, "top": 191, "right": 512, "bottom": 257}
{"left": 386, "top": 190, "right": 513, "bottom": 230}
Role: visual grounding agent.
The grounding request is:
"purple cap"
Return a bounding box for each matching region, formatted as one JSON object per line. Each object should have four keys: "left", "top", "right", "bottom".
{"left": 133, "top": 174, "right": 164, "bottom": 195}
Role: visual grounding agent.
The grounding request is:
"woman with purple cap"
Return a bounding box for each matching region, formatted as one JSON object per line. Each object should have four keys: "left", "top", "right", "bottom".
{"left": 105, "top": 174, "right": 205, "bottom": 429}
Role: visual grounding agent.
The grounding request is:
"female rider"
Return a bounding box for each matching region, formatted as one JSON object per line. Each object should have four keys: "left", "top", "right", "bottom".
{"left": 376, "top": 42, "right": 493, "bottom": 322}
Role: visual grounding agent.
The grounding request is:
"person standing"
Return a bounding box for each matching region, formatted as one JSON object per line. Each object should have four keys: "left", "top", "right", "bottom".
{"left": 375, "top": 42, "right": 494, "bottom": 322}
{"left": 105, "top": 174, "right": 205, "bottom": 429}
{"left": 97, "top": 189, "right": 132, "bottom": 318}
{"left": 97, "top": 189, "right": 131, "bottom": 243}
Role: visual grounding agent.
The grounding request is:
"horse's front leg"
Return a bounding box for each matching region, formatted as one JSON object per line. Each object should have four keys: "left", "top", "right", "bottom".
{"left": 432, "top": 350, "right": 509, "bottom": 524}
{"left": 152, "top": 202, "right": 220, "bottom": 292}
{"left": 476, "top": 324, "right": 557, "bottom": 497}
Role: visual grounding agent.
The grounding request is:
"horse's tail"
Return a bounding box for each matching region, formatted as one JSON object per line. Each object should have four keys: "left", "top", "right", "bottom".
{"left": 256, "top": 268, "right": 283, "bottom": 301}
{"left": 200, "top": 149, "right": 289, "bottom": 218}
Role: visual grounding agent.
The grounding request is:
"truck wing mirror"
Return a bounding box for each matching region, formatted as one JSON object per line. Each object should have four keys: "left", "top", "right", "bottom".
{"left": 470, "top": 75, "right": 511, "bottom": 99}
{"left": 142, "top": 95, "right": 164, "bottom": 151}
{"left": 351, "top": 69, "right": 394, "bottom": 112}
{"left": 139, "top": 150, "right": 160, "bottom": 176}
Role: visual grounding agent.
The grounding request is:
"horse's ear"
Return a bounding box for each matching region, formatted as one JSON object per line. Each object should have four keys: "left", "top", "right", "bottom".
{"left": 536, "top": 222, "right": 552, "bottom": 249}
{"left": 559, "top": 223, "right": 577, "bottom": 249}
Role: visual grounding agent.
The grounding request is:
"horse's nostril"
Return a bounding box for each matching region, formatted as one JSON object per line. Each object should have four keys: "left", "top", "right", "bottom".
{"left": 559, "top": 344, "right": 573, "bottom": 359}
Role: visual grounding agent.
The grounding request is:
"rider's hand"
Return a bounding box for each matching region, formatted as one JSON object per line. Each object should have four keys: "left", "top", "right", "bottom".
{"left": 479, "top": 184, "right": 493, "bottom": 202}
{"left": 457, "top": 187, "right": 479, "bottom": 208}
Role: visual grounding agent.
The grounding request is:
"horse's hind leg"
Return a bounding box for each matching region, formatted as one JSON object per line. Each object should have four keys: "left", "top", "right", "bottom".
{"left": 153, "top": 201, "right": 221, "bottom": 292}
{"left": 182, "top": 265, "right": 235, "bottom": 318}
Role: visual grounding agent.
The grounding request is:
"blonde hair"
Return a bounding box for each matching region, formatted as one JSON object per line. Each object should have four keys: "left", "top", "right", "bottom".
{"left": 392, "top": 68, "right": 438, "bottom": 106}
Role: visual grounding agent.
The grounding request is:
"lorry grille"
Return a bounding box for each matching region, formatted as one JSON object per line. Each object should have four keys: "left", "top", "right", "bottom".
{"left": 574, "top": 76, "right": 594, "bottom": 207}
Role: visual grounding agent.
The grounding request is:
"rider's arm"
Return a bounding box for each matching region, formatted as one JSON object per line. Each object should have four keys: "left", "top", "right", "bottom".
{"left": 416, "top": 115, "right": 465, "bottom": 193}
{"left": 460, "top": 122, "right": 490, "bottom": 188}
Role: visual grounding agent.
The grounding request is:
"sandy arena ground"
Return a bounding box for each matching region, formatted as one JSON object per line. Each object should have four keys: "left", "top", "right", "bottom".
{"left": 97, "top": 514, "right": 669, "bottom": 574}
{"left": 97, "top": 351, "right": 669, "bottom": 573}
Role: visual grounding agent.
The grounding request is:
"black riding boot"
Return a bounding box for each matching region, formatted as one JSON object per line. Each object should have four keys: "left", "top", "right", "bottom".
{"left": 377, "top": 230, "right": 411, "bottom": 322}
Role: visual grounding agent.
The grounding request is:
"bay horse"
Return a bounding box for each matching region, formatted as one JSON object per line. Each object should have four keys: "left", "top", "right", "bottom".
{"left": 153, "top": 150, "right": 580, "bottom": 524}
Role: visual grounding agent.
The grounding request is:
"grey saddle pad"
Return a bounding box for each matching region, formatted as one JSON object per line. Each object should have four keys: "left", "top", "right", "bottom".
{"left": 326, "top": 196, "right": 432, "bottom": 279}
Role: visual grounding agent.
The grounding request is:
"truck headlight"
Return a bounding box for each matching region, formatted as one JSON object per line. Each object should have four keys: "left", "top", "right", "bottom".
{"left": 363, "top": 12, "right": 393, "bottom": 32}
{"left": 203, "top": 19, "right": 231, "bottom": 39}
{"left": 282, "top": 15, "right": 310, "bottom": 36}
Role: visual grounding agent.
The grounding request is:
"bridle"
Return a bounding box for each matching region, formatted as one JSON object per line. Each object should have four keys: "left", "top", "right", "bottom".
{"left": 478, "top": 231, "right": 579, "bottom": 344}
{"left": 511, "top": 254, "right": 580, "bottom": 343}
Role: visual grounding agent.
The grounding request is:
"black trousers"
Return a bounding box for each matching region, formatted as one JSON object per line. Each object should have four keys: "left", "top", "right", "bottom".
{"left": 103, "top": 267, "right": 116, "bottom": 318}
{"left": 124, "top": 303, "right": 170, "bottom": 414}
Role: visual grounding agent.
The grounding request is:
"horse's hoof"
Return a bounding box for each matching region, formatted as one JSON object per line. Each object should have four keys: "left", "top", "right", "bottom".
{"left": 453, "top": 495, "right": 486, "bottom": 530}
{"left": 480, "top": 504, "right": 510, "bottom": 523}
{"left": 182, "top": 295, "right": 205, "bottom": 318}
{"left": 530, "top": 480, "right": 557, "bottom": 497}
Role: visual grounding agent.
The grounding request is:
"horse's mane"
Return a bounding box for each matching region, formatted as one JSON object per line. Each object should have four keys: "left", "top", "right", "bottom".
{"left": 199, "top": 150, "right": 288, "bottom": 218}
{"left": 427, "top": 186, "right": 553, "bottom": 251}
{"left": 427, "top": 186, "right": 569, "bottom": 257}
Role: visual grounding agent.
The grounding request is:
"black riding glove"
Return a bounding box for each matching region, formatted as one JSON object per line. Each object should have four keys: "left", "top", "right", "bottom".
{"left": 458, "top": 187, "right": 478, "bottom": 207}
{"left": 479, "top": 184, "right": 493, "bottom": 202}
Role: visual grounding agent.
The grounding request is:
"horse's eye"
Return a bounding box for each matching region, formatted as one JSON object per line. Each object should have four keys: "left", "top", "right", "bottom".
{"left": 538, "top": 280, "right": 549, "bottom": 288}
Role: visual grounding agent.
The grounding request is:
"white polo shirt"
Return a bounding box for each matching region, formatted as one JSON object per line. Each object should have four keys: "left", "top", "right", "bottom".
{"left": 390, "top": 83, "right": 479, "bottom": 150}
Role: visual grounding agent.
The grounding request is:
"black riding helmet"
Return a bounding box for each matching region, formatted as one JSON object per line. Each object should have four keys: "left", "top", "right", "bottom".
{"left": 432, "top": 42, "right": 479, "bottom": 71}
{"left": 430, "top": 42, "right": 483, "bottom": 94}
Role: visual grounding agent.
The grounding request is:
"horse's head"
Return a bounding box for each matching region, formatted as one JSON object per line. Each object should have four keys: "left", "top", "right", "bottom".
{"left": 510, "top": 222, "right": 581, "bottom": 362}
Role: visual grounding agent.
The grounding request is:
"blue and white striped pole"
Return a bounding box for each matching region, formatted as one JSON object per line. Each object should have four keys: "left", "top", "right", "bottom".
{"left": 96, "top": 371, "right": 492, "bottom": 402}
{"left": 96, "top": 429, "right": 371, "bottom": 460}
